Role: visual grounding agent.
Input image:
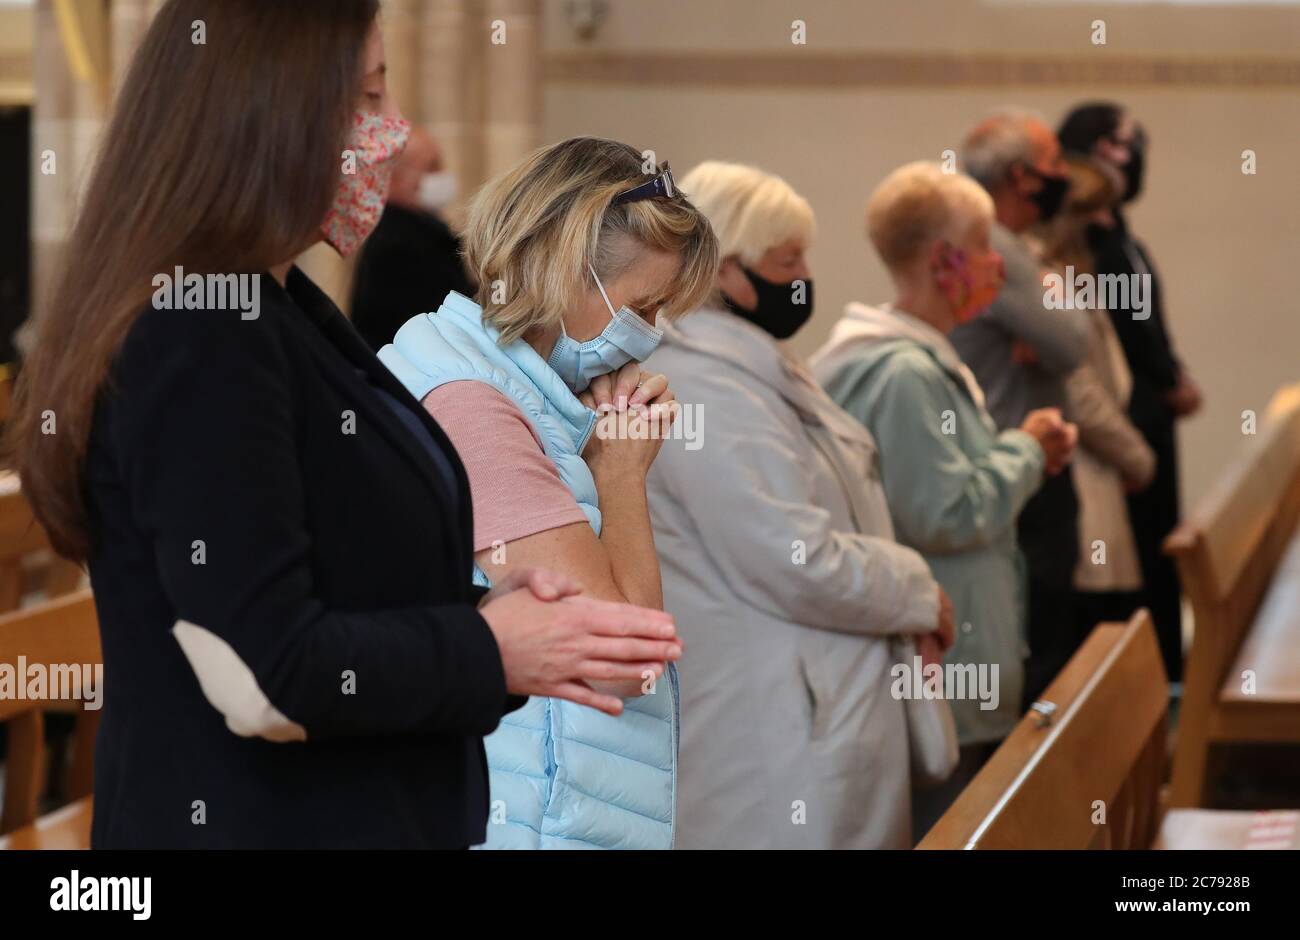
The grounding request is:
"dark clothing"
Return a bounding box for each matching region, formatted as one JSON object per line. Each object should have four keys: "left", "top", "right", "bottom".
{"left": 1076, "top": 590, "right": 1144, "bottom": 641}
{"left": 349, "top": 203, "right": 474, "bottom": 352}
{"left": 912, "top": 741, "right": 1001, "bottom": 845}
{"left": 356, "top": 368, "right": 459, "bottom": 504}
{"left": 1018, "top": 469, "right": 1081, "bottom": 588}
{"left": 1089, "top": 213, "right": 1185, "bottom": 681}
{"left": 1018, "top": 471, "right": 1081, "bottom": 708}
{"left": 951, "top": 224, "right": 1089, "bottom": 711}
{"left": 85, "top": 266, "right": 520, "bottom": 848}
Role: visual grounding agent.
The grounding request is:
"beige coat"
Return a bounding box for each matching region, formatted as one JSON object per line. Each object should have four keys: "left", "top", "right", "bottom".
{"left": 644, "top": 308, "right": 941, "bottom": 849}
{"left": 1067, "top": 308, "right": 1156, "bottom": 591}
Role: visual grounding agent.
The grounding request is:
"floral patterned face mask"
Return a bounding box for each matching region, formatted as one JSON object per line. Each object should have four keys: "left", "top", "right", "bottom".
{"left": 321, "top": 110, "right": 411, "bottom": 257}
{"left": 934, "top": 241, "right": 1005, "bottom": 324}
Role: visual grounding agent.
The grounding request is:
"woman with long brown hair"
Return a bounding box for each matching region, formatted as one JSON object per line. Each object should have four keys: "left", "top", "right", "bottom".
{"left": 7, "top": 0, "right": 680, "bottom": 848}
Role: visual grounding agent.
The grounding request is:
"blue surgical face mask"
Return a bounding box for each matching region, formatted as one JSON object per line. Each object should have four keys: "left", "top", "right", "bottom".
{"left": 547, "top": 264, "right": 664, "bottom": 393}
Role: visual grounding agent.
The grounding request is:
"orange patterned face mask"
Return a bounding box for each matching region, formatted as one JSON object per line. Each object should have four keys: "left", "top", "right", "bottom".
{"left": 935, "top": 242, "right": 1006, "bottom": 324}
{"left": 321, "top": 111, "right": 411, "bottom": 257}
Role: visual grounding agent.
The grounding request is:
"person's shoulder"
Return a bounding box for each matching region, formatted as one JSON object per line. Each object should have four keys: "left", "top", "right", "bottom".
{"left": 130, "top": 270, "right": 290, "bottom": 333}
{"left": 857, "top": 343, "right": 961, "bottom": 408}
{"left": 990, "top": 222, "right": 1032, "bottom": 256}
{"left": 949, "top": 307, "right": 1009, "bottom": 350}
{"left": 426, "top": 379, "right": 525, "bottom": 420}
{"left": 99, "top": 278, "right": 302, "bottom": 453}
{"left": 116, "top": 274, "right": 294, "bottom": 388}
{"left": 656, "top": 315, "right": 772, "bottom": 385}
{"left": 424, "top": 380, "right": 543, "bottom": 448}
{"left": 818, "top": 337, "right": 930, "bottom": 395}
{"left": 368, "top": 204, "right": 457, "bottom": 253}
{"left": 658, "top": 342, "right": 776, "bottom": 415}
{"left": 869, "top": 339, "right": 941, "bottom": 376}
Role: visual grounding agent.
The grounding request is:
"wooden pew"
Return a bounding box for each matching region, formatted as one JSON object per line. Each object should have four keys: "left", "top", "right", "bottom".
{"left": 917, "top": 610, "right": 1297, "bottom": 849}
{"left": 0, "top": 471, "right": 95, "bottom": 800}
{"left": 0, "top": 590, "right": 99, "bottom": 849}
{"left": 1164, "top": 383, "right": 1300, "bottom": 807}
{"left": 0, "top": 364, "right": 13, "bottom": 425}
{"left": 0, "top": 800, "right": 93, "bottom": 850}
{"left": 0, "top": 471, "right": 85, "bottom": 609}
{"left": 0, "top": 471, "right": 56, "bottom": 610}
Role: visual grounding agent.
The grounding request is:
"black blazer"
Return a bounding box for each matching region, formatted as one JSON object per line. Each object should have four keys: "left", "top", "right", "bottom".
{"left": 1090, "top": 213, "right": 1180, "bottom": 434}
{"left": 84, "top": 267, "right": 518, "bottom": 848}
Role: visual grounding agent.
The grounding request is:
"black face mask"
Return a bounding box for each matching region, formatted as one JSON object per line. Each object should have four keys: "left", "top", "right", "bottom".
{"left": 1121, "top": 130, "right": 1146, "bottom": 203}
{"left": 721, "top": 267, "right": 814, "bottom": 340}
{"left": 1023, "top": 166, "right": 1070, "bottom": 222}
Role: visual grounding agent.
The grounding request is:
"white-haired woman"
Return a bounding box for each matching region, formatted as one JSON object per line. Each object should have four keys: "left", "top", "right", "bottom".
{"left": 379, "top": 137, "right": 718, "bottom": 849}
{"left": 644, "top": 161, "right": 955, "bottom": 849}
{"left": 810, "top": 162, "right": 1077, "bottom": 833}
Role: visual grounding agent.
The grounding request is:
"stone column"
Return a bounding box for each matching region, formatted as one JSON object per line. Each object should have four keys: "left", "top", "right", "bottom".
{"left": 28, "top": 0, "right": 164, "bottom": 334}
{"left": 109, "top": 0, "right": 152, "bottom": 96}
{"left": 28, "top": 0, "right": 76, "bottom": 328}
{"left": 383, "top": 0, "right": 423, "bottom": 123}
{"left": 480, "top": 0, "right": 542, "bottom": 181}
{"left": 422, "top": 0, "right": 479, "bottom": 226}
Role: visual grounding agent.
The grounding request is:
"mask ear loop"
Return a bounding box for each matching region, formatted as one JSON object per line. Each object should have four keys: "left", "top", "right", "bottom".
{"left": 933, "top": 242, "right": 971, "bottom": 311}
{"left": 588, "top": 264, "right": 619, "bottom": 317}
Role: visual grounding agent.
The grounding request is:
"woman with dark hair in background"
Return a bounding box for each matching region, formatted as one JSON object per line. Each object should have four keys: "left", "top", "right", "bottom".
{"left": 5, "top": 0, "right": 679, "bottom": 848}
{"left": 1037, "top": 155, "right": 1156, "bottom": 640}
{"left": 1058, "top": 102, "right": 1202, "bottom": 686}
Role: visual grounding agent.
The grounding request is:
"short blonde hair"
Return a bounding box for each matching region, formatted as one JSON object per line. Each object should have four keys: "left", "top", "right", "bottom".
{"left": 866, "top": 161, "right": 993, "bottom": 271}
{"left": 463, "top": 137, "right": 719, "bottom": 344}
{"left": 679, "top": 161, "right": 815, "bottom": 268}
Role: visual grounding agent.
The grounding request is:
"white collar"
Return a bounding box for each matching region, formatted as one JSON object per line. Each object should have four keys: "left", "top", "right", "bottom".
{"left": 825, "top": 302, "right": 987, "bottom": 410}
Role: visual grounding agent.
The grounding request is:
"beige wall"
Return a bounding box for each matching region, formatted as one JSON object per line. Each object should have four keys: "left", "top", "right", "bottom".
{"left": 306, "top": 0, "right": 546, "bottom": 309}
{"left": 541, "top": 0, "right": 1300, "bottom": 509}
{"left": 11, "top": 0, "right": 1297, "bottom": 505}
{"left": 21, "top": 0, "right": 545, "bottom": 314}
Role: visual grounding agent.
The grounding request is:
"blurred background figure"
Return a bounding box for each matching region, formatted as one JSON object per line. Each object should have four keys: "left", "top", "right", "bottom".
{"left": 954, "top": 109, "right": 1090, "bottom": 711}
{"left": 349, "top": 126, "right": 474, "bottom": 352}
{"left": 646, "top": 161, "right": 955, "bottom": 849}
{"left": 1058, "top": 103, "right": 1201, "bottom": 687}
{"left": 1037, "top": 155, "right": 1157, "bottom": 641}
{"left": 812, "top": 162, "right": 1076, "bottom": 837}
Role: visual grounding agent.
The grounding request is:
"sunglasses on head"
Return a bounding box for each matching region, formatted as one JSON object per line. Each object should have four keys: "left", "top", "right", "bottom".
{"left": 611, "top": 163, "right": 677, "bottom": 206}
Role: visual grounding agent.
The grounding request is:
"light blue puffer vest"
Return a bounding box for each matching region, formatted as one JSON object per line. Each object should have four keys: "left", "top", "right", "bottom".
{"left": 378, "top": 291, "right": 679, "bottom": 850}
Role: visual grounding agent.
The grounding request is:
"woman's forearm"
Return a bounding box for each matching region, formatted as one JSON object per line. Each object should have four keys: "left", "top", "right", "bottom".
{"left": 589, "top": 471, "right": 665, "bottom": 699}
{"left": 592, "top": 466, "right": 664, "bottom": 611}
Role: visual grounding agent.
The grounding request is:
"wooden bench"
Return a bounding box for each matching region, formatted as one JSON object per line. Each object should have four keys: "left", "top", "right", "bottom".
{"left": 0, "top": 590, "right": 99, "bottom": 849}
{"left": 0, "top": 472, "right": 95, "bottom": 805}
{"left": 0, "top": 471, "right": 85, "bottom": 609}
{"left": 0, "top": 364, "right": 13, "bottom": 425}
{"left": 1164, "top": 383, "right": 1300, "bottom": 807}
{"left": 0, "top": 798, "right": 93, "bottom": 850}
{"left": 917, "top": 610, "right": 1297, "bottom": 849}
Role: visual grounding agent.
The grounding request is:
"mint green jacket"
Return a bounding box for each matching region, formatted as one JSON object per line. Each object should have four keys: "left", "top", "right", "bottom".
{"left": 811, "top": 304, "right": 1045, "bottom": 743}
